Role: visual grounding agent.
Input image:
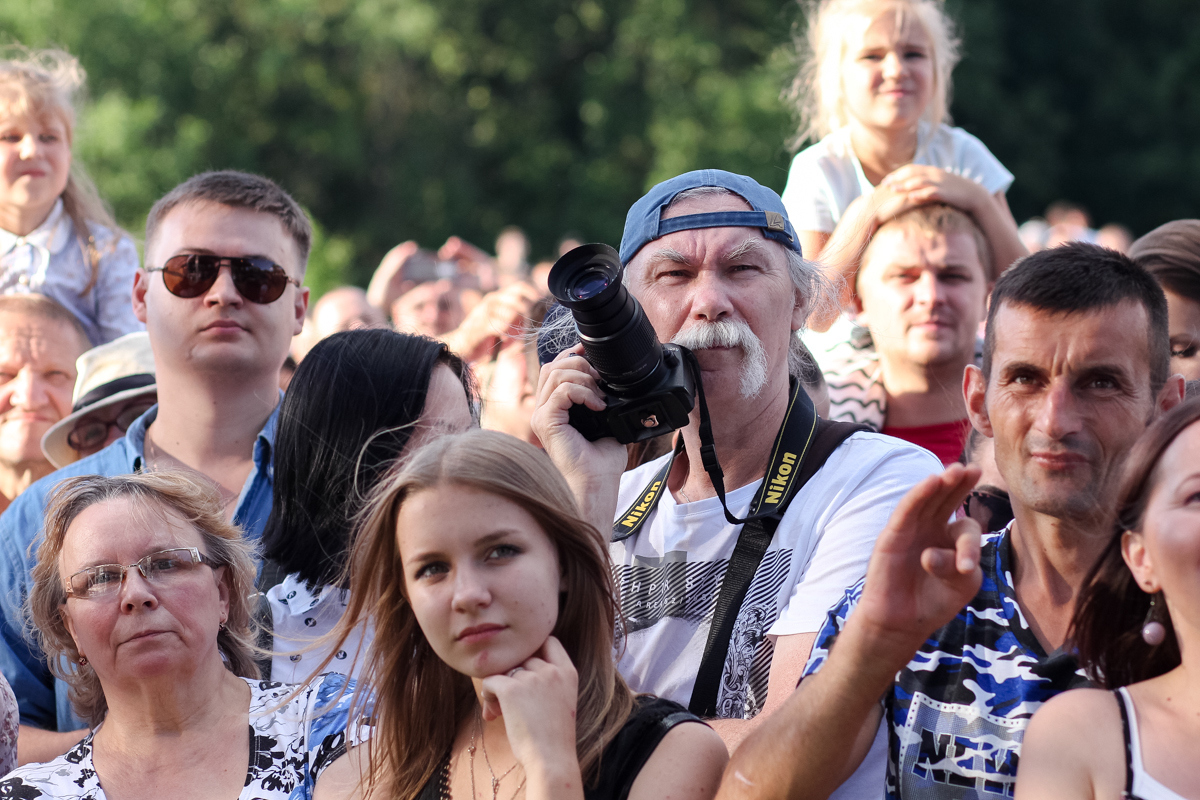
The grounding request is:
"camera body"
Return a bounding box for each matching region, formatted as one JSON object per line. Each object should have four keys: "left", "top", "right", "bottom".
{"left": 547, "top": 244, "right": 696, "bottom": 444}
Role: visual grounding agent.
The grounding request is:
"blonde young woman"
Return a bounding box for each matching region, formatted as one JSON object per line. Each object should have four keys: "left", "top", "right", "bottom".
{"left": 1, "top": 472, "right": 364, "bottom": 799}
{"left": 783, "top": 0, "right": 1024, "bottom": 331}
{"left": 315, "top": 429, "right": 727, "bottom": 800}
{"left": 0, "top": 46, "right": 141, "bottom": 345}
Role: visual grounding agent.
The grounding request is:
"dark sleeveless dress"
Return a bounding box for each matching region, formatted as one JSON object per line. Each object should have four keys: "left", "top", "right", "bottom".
{"left": 417, "top": 696, "right": 702, "bottom": 800}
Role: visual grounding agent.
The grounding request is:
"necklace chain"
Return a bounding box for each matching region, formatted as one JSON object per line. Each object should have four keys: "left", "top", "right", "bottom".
{"left": 466, "top": 711, "right": 526, "bottom": 800}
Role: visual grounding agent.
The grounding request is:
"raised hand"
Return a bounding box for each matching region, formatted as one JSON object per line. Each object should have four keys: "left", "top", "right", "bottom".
{"left": 444, "top": 281, "right": 541, "bottom": 363}
{"left": 479, "top": 637, "right": 581, "bottom": 789}
{"left": 366, "top": 240, "right": 420, "bottom": 312}
{"left": 853, "top": 463, "right": 983, "bottom": 654}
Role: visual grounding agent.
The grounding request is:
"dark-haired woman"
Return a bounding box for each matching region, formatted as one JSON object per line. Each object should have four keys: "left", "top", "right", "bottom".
{"left": 1131, "top": 220, "right": 1200, "bottom": 382}
{"left": 260, "top": 328, "right": 475, "bottom": 682}
{"left": 312, "top": 430, "right": 727, "bottom": 800}
{"left": 1016, "top": 398, "right": 1200, "bottom": 800}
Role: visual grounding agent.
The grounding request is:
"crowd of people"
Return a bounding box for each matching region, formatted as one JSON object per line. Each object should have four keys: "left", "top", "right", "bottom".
{"left": 0, "top": 0, "right": 1197, "bottom": 798}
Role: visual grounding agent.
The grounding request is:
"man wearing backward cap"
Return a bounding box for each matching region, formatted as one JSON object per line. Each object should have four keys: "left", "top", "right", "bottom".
{"left": 531, "top": 169, "right": 939, "bottom": 758}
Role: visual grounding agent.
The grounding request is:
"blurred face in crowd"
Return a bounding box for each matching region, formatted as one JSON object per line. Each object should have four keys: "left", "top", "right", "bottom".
{"left": 59, "top": 498, "right": 230, "bottom": 682}
{"left": 0, "top": 311, "right": 85, "bottom": 474}
{"left": 398, "top": 483, "right": 562, "bottom": 678}
{"left": 68, "top": 394, "right": 157, "bottom": 460}
{"left": 1122, "top": 420, "right": 1200, "bottom": 629}
{"left": 0, "top": 109, "right": 72, "bottom": 229}
{"left": 857, "top": 223, "right": 988, "bottom": 373}
{"left": 626, "top": 192, "right": 805, "bottom": 405}
{"left": 391, "top": 279, "right": 464, "bottom": 338}
{"left": 840, "top": 5, "right": 934, "bottom": 134}
{"left": 1163, "top": 290, "right": 1200, "bottom": 382}
{"left": 135, "top": 201, "right": 308, "bottom": 381}
{"left": 404, "top": 364, "right": 476, "bottom": 456}
{"left": 311, "top": 286, "right": 387, "bottom": 341}
{"left": 966, "top": 300, "right": 1177, "bottom": 522}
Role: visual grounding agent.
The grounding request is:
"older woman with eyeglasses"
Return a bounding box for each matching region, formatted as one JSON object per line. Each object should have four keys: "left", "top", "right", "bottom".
{"left": 0, "top": 471, "right": 365, "bottom": 797}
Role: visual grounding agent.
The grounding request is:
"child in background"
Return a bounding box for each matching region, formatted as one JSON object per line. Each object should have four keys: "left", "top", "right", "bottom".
{"left": 783, "top": 0, "right": 1024, "bottom": 335}
{"left": 0, "top": 47, "right": 141, "bottom": 346}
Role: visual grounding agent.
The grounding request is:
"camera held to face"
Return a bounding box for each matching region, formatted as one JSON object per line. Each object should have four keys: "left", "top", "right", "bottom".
{"left": 547, "top": 244, "right": 696, "bottom": 444}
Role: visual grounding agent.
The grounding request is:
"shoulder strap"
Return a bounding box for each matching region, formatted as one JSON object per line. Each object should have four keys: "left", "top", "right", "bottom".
{"left": 688, "top": 418, "right": 869, "bottom": 717}
{"left": 251, "top": 559, "right": 290, "bottom": 680}
{"left": 1114, "top": 689, "right": 1136, "bottom": 799}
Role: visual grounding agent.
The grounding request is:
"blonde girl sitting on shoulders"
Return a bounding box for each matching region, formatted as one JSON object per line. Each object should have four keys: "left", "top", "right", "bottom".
{"left": 783, "top": 0, "right": 1025, "bottom": 332}
{"left": 0, "top": 47, "right": 142, "bottom": 346}
{"left": 314, "top": 429, "right": 727, "bottom": 800}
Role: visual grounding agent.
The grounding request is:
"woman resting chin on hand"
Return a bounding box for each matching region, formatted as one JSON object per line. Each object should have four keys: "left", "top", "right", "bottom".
{"left": 314, "top": 429, "right": 728, "bottom": 800}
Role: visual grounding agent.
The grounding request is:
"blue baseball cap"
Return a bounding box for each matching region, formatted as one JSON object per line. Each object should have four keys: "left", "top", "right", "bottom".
{"left": 618, "top": 169, "right": 801, "bottom": 265}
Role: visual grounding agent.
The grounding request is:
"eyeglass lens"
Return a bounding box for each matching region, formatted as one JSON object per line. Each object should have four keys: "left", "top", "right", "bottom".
{"left": 68, "top": 548, "right": 202, "bottom": 597}
{"left": 66, "top": 402, "right": 155, "bottom": 452}
{"left": 161, "top": 255, "right": 292, "bottom": 304}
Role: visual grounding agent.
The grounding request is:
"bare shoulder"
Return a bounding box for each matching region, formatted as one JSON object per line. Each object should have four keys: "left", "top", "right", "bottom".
{"left": 628, "top": 720, "right": 728, "bottom": 800}
{"left": 312, "top": 744, "right": 370, "bottom": 800}
{"left": 1015, "top": 689, "right": 1124, "bottom": 800}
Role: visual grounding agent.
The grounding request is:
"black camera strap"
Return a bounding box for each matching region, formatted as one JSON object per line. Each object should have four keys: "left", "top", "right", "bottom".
{"left": 611, "top": 350, "right": 868, "bottom": 717}
{"left": 613, "top": 354, "right": 817, "bottom": 541}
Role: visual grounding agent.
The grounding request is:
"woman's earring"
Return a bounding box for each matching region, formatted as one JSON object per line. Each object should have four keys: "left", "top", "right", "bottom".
{"left": 77, "top": 654, "right": 88, "bottom": 667}
{"left": 218, "top": 618, "right": 228, "bottom": 633}
{"left": 1141, "top": 595, "right": 1166, "bottom": 646}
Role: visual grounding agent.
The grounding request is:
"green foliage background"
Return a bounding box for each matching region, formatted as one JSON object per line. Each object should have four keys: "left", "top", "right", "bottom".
{"left": 5, "top": 0, "right": 1200, "bottom": 296}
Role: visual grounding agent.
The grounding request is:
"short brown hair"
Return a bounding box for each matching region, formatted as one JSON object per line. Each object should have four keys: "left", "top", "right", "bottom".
{"left": 144, "top": 171, "right": 313, "bottom": 269}
{"left": 863, "top": 202, "right": 992, "bottom": 282}
{"left": 28, "top": 471, "right": 259, "bottom": 725}
{"left": 0, "top": 294, "right": 90, "bottom": 350}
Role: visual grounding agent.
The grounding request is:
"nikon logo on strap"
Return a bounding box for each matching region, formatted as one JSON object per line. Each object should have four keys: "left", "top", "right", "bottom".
{"left": 619, "top": 480, "right": 665, "bottom": 531}
{"left": 612, "top": 379, "right": 817, "bottom": 542}
{"left": 763, "top": 451, "right": 798, "bottom": 506}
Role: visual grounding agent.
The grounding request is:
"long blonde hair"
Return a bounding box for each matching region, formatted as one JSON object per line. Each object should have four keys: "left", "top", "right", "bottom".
{"left": 788, "top": 0, "right": 961, "bottom": 147}
{"left": 0, "top": 46, "right": 123, "bottom": 293}
{"left": 318, "top": 429, "right": 634, "bottom": 799}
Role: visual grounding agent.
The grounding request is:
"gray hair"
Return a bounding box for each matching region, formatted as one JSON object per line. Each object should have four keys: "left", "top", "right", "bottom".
{"left": 639, "top": 186, "right": 832, "bottom": 380}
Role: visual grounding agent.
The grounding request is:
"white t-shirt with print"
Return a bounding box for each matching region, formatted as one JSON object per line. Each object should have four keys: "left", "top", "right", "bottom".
{"left": 781, "top": 122, "right": 1015, "bottom": 235}
{"left": 611, "top": 431, "right": 941, "bottom": 719}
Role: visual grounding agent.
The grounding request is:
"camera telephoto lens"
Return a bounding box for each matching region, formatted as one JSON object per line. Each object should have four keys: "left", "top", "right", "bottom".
{"left": 570, "top": 270, "right": 611, "bottom": 301}
{"left": 547, "top": 244, "right": 665, "bottom": 393}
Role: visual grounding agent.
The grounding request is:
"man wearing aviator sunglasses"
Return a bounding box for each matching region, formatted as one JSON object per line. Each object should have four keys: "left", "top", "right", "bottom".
{"left": 0, "top": 170, "right": 310, "bottom": 762}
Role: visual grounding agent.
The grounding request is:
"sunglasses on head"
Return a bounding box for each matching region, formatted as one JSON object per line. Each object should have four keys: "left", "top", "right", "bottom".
{"left": 147, "top": 254, "right": 301, "bottom": 304}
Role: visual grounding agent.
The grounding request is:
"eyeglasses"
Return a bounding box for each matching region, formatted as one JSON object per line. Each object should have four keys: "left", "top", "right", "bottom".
{"left": 64, "top": 547, "right": 216, "bottom": 599}
{"left": 961, "top": 490, "right": 1014, "bottom": 533}
{"left": 66, "top": 401, "right": 155, "bottom": 453}
{"left": 147, "top": 254, "right": 301, "bottom": 304}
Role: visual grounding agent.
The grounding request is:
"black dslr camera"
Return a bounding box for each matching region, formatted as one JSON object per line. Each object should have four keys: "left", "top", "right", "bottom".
{"left": 546, "top": 244, "right": 696, "bottom": 444}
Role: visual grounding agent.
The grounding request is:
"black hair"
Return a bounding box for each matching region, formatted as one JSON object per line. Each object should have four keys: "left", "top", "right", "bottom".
{"left": 981, "top": 242, "right": 1170, "bottom": 393}
{"left": 260, "top": 329, "right": 477, "bottom": 587}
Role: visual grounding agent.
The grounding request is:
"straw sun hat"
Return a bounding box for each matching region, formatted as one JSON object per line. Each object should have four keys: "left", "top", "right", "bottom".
{"left": 40, "top": 332, "right": 157, "bottom": 469}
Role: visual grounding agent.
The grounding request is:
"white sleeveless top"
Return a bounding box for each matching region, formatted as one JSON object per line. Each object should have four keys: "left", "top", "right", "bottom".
{"left": 1117, "top": 687, "right": 1192, "bottom": 800}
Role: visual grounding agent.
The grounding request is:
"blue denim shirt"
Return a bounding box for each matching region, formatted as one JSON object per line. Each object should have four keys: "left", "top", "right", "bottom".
{"left": 0, "top": 400, "right": 280, "bottom": 731}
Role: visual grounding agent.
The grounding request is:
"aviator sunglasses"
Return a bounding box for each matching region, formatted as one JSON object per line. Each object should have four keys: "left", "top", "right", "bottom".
{"left": 147, "top": 254, "right": 301, "bottom": 304}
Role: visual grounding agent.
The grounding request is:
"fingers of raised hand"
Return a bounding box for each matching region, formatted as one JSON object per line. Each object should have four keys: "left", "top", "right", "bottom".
{"left": 920, "top": 517, "right": 982, "bottom": 579}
